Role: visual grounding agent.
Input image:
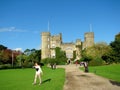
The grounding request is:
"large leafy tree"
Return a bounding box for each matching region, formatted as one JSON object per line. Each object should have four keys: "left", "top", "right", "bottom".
{"left": 0, "top": 45, "right": 11, "bottom": 64}
{"left": 16, "top": 49, "right": 41, "bottom": 67}
{"left": 81, "top": 42, "right": 112, "bottom": 65}
{"left": 0, "top": 44, "right": 21, "bottom": 65}
{"left": 110, "top": 32, "right": 120, "bottom": 63}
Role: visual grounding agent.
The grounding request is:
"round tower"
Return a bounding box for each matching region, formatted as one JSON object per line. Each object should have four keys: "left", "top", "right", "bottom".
{"left": 41, "top": 32, "right": 51, "bottom": 59}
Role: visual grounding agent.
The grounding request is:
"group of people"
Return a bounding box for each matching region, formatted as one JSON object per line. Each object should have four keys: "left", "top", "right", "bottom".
{"left": 50, "top": 63, "right": 56, "bottom": 69}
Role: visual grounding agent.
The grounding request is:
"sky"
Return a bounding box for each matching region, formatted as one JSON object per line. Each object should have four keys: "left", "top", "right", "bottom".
{"left": 0, "top": 0, "right": 120, "bottom": 51}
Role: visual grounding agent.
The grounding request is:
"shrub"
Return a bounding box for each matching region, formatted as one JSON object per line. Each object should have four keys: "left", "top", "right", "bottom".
{"left": 89, "top": 57, "right": 104, "bottom": 66}
{"left": 42, "top": 58, "right": 66, "bottom": 65}
{"left": 0, "top": 64, "right": 12, "bottom": 69}
{"left": 22, "top": 61, "right": 34, "bottom": 68}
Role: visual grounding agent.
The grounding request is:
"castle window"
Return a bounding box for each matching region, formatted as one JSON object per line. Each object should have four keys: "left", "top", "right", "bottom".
{"left": 48, "top": 38, "right": 49, "bottom": 41}
{"left": 48, "top": 45, "right": 50, "bottom": 48}
{"left": 52, "top": 43, "right": 55, "bottom": 48}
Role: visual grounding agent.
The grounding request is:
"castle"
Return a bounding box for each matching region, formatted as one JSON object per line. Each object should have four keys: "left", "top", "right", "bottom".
{"left": 41, "top": 32, "right": 94, "bottom": 60}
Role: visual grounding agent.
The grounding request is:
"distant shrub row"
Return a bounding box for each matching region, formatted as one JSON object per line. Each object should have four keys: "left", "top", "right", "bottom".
{"left": 42, "top": 58, "right": 67, "bottom": 65}
{"left": 0, "top": 62, "right": 34, "bottom": 70}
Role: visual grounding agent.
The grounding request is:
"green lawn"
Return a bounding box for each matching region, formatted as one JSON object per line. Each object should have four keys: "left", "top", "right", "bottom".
{"left": 81, "top": 64, "right": 120, "bottom": 82}
{"left": 0, "top": 67, "right": 65, "bottom": 90}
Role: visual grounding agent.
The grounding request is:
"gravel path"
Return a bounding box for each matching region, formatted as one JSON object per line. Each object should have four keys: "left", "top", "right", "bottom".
{"left": 58, "top": 64, "right": 120, "bottom": 90}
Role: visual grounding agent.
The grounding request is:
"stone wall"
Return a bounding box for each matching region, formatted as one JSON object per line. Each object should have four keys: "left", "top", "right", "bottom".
{"left": 41, "top": 32, "right": 94, "bottom": 59}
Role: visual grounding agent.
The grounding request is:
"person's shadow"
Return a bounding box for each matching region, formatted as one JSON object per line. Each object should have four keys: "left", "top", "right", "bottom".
{"left": 42, "top": 78, "right": 51, "bottom": 84}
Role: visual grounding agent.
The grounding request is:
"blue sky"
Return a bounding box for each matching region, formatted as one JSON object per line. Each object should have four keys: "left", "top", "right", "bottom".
{"left": 0, "top": 0, "right": 120, "bottom": 51}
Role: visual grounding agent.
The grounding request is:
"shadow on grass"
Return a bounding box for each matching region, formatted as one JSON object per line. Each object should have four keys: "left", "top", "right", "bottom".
{"left": 109, "top": 80, "right": 120, "bottom": 86}
{"left": 42, "top": 78, "right": 51, "bottom": 84}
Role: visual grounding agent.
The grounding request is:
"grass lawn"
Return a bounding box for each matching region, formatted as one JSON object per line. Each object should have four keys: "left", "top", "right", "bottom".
{"left": 0, "top": 67, "right": 65, "bottom": 90}
{"left": 80, "top": 64, "right": 120, "bottom": 82}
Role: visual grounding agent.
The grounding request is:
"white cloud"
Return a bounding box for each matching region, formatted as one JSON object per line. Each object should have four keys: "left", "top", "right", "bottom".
{"left": 14, "top": 48, "right": 23, "bottom": 51}
{"left": 0, "top": 27, "right": 40, "bottom": 34}
{"left": 0, "top": 27, "right": 28, "bottom": 32}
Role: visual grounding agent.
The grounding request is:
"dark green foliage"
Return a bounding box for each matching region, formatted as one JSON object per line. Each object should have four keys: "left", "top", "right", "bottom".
{"left": 102, "top": 51, "right": 114, "bottom": 64}
{"left": 42, "top": 58, "right": 66, "bottom": 65}
{"left": 80, "top": 49, "right": 92, "bottom": 63}
{"left": 42, "top": 47, "right": 67, "bottom": 65}
{"left": 89, "top": 57, "right": 104, "bottom": 66}
{"left": 22, "top": 61, "right": 33, "bottom": 68}
{"left": 0, "top": 64, "right": 12, "bottom": 69}
{"left": 41, "top": 58, "right": 50, "bottom": 64}
{"left": 55, "top": 47, "right": 66, "bottom": 59}
{"left": 0, "top": 44, "right": 7, "bottom": 50}
{"left": 73, "top": 51, "right": 76, "bottom": 60}
{"left": 0, "top": 45, "right": 41, "bottom": 69}
{"left": 55, "top": 47, "right": 67, "bottom": 65}
{"left": 81, "top": 42, "right": 113, "bottom": 66}
{"left": 80, "top": 56, "right": 92, "bottom": 62}
{"left": 110, "top": 32, "right": 120, "bottom": 63}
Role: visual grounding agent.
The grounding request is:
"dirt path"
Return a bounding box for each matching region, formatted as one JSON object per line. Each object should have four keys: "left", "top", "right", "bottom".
{"left": 58, "top": 64, "right": 120, "bottom": 90}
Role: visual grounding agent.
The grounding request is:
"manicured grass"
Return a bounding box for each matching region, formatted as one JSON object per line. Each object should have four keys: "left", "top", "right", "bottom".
{"left": 80, "top": 64, "right": 120, "bottom": 82}
{"left": 0, "top": 67, "right": 65, "bottom": 90}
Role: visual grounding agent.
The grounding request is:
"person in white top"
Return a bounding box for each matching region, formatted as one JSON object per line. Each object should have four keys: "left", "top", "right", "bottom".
{"left": 33, "top": 62, "right": 43, "bottom": 85}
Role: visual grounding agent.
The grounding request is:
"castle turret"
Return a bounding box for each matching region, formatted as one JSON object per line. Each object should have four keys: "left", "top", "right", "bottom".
{"left": 41, "top": 32, "right": 51, "bottom": 59}
{"left": 83, "top": 32, "right": 94, "bottom": 49}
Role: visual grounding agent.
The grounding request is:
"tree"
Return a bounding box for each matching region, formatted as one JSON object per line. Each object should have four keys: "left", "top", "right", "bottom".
{"left": 81, "top": 42, "right": 112, "bottom": 66}
{"left": 55, "top": 47, "right": 67, "bottom": 65}
{"left": 0, "top": 45, "right": 8, "bottom": 64}
{"left": 0, "top": 45, "right": 7, "bottom": 50}
{"left": 110, "top": 32, "right": 120, "bottom": 63}
{"left": 24, "top": 49, "right": 31, "bottom": 55}
{"left": 34, "top": 50, "right": 41, "bottom": 62}
{"left": 16, "top": 49, "right": 41, "bottom": 67}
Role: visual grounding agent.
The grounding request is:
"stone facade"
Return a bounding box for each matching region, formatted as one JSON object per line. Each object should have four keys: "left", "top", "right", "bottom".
{"left": 41, "top": 32, "right": 94, "bottom": 59}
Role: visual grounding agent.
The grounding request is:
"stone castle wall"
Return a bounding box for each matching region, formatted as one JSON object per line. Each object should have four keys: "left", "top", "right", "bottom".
{"left": 41, "top": 32, "right": 94, "bottom": 59}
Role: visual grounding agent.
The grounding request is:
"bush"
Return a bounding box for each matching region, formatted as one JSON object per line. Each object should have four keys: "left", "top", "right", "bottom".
{"left": 41, "top": 58, "right": 51, "bottom": 64}
{"left": 22, "top": 61, "right": 34, "bottom": 68}
{"left": 55, "top": 58, "right": 66, "bottom": 65}
{"left": 42, "top": 58, "right": 67, "bottom": 65}
{"left": 0, "top": 64, "right": 12, "bottom": 69}
{"left": 89, "top": 57, "right": 104, "bottom": 66}
{"left": 80, "top": 56, "right": 92, "bottom": 62}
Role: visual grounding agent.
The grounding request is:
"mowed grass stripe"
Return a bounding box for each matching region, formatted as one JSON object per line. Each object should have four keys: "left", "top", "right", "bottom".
{"left": 0, "top": 67, "right": 65, "bottom": 90}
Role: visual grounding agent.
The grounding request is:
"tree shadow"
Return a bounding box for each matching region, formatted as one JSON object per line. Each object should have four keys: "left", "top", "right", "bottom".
{"left": 42, "top": 78, "right": 51, "bottom": 84}
{"left": 109, "top": 80, "right": 120, "bottom": 86}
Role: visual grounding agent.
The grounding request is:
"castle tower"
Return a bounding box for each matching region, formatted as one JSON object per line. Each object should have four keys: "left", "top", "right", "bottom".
{"left": 83, "top": 32, "right": 94, "bottom": 49}
{"left": 41, "top": 32, "right": 51, "bottom": 59}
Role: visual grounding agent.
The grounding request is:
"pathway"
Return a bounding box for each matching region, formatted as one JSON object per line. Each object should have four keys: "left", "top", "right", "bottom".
{"left": 58, "top": 64, "right": 120, "bottom": 90}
